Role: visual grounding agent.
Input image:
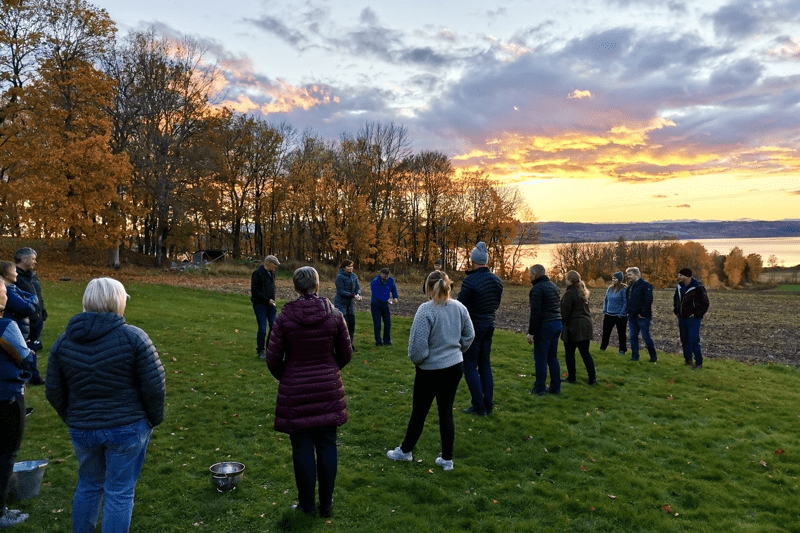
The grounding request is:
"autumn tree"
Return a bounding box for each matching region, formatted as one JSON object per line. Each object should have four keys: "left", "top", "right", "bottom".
{"left": 0, "top": 0, "right": 49, "bottom": 235}
{"left": 744, "top": 253, "right": 763, "bottom": 283}
{"left": 103, "top": 29, "right": 219, "bottom": 264}
{"left": 723, "top": 247, "right": 747, "bottom": 287}
{"left": 12, "top": 0, "right": 132, "bottom": 263}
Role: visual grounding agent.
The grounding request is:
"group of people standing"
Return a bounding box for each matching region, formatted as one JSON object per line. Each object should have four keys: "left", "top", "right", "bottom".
{"left": 0, "top": 248, "right": 48, "bottom": 529}
{"left": 0, "top": 248, "right": 166, "bottom": 532}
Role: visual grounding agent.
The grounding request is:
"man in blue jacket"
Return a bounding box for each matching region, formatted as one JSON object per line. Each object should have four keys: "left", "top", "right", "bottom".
{"left": 370, "top": 268, "right": 399, "bottom": 346}
{"left": 458, "top": 242, "right": 503, "bottom": 416}
{"left": 626, "top": 266, "right": 657, "bottom": 362}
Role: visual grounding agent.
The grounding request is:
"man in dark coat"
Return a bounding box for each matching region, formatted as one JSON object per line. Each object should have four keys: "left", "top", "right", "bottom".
{"left": 14, "top": 248, "right": 45, "bottom": 384}
{"left": 457, "top": 242, "right": 503, "bottom": 416}
{"left": 527, "top": 264, "right": 562, "bottom": 395}
{"left": 252, "top": 255, "right": 280, "bottom": 359}
{"left": 14, "top": 248, "right": 45, "bottom": 353}
{"left": 673, "top": 268, "right": 710, "bottom": 369}
{"left": 626, "top": 266, "right": 657, "bottom": 362}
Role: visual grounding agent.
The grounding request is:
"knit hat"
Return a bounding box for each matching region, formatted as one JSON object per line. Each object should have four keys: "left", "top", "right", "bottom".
{"left": 470, "top": 242, "right": 488, "bottom": 264}
{"left": 679, "top": 268, "right": 692, "bottom": 278}
{"left": 612, "top": 271, "right": 624, "bottom": 282}
{"left": 264, "top": 255, "right": 280, "bottom": 266}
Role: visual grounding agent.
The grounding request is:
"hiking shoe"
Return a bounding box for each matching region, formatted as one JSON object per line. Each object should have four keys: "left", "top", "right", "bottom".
{"left": 588, "top": 378, "right": 599, "bottom": 385}
{"left": 618, "top": 350, "right": 625, "bottom": 356}
{"left": 386, "top": 446, "right": 412, "bottom": 461}
{"left": 435, "top": 456, "right": 454, "bottom": 471}
{"left": 461, "top": 406, "right": 487, "bottom": 416}
{"left": 290, "top": 504, "right": 315, "bottom": 516}
{"left": 257, "top": 352, "right": 266, "bottom": 360}
{"left": 693, "top": 364, "right": 703, "bottom": 370}
{"left": 0, "top": 510, "right": 29, "bottom": 527}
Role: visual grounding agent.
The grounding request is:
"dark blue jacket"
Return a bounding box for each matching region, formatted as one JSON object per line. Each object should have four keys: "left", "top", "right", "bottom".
{"left": 46, "top": 312, "right": 166, "bottom": 430}
{"left": 457, "top": 267, "right": 503, "bottom": 326}
{"left": 15, "top": 267, "right": 45, "bottom": 323}
{"left": 528, "top": 276, "right": 561, "bottom": 335}
{"left": 626, "top": 277, "right": 654, "bottom": 318}
{"left": 334, "top": 270, "right": 361, "bottom": 309}
{"left": 0, "top": 319, "right": 34, "bottom": 401}
{"left": 4, "top": 284, "right": 37, "bottom": 340}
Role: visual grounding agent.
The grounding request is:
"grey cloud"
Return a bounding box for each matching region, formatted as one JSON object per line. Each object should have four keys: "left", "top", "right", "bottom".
{"left": 359, "top": 7, "right": 379, "bottom": 25}
{"left": 245, "top": 15, "right": 308, "bottom": 47}
{"left": 399, "top": 47, "right": 448, "bottom": 66}
{"left": 708, "top": 58, "right": 763, "bottom": 96}
{"left": 709, "top": 1, "right": 764, "bottom": 39}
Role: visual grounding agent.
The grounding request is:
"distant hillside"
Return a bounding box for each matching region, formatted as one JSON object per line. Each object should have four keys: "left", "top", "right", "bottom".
{"left": 538, "top": 220, "right": 800, "bottom": 244}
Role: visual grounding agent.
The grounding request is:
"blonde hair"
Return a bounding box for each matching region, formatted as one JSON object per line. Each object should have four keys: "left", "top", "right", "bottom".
{"left": 425, "top": 271, "right": 451, "bottom": 306}
{"left": 82, "top": 278, "right": 129, "bottom": 316}
{"left": 566, "top": 270, "right": 590, "bottom": 303}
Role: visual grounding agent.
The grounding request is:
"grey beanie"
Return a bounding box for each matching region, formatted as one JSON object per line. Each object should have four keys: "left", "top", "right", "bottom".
{"left": 471, "top": 242, "right": 488, "bottom": 264}
{"left": 613, "top": 271, "right": 624, "bottom": 281}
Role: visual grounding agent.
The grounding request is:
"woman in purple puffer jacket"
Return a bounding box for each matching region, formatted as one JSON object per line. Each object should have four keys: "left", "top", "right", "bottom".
{"left": 265, "top": 266, "right": 352, "bottom": 518}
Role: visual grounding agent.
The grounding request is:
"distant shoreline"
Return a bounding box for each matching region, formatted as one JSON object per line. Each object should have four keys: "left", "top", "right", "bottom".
{"left": 537, "top": 219, "right": 800, "bottom": 244}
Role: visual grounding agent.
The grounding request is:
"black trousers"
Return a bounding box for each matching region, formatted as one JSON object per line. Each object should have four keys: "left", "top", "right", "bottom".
{"left": 600, "top": 314, "right": 627, "bottom": 352}
{"left": 0, "top": 396, "right": 26, "bottom": 511}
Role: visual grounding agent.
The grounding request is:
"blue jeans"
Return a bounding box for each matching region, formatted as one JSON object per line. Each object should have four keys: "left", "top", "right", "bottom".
{"left": 69, "top": 418, "right": 153, "bottom": 533}
{"left": 370, "top": 300, "right": 391, "bottom": 344}
{"left": 629, "top": 316, "right": 657, "bottom": 361}
{"left": 253, "top": 303, "right": 276, "bottom": 353}
{"left": 289, "top": 426, "right": 338, "bottom": 515}
{"left": 335, "top": 302, "right": 356, "bottom": 345}
{"left": 678, "top": 316, "right": 703, "bottom": 365}
{"left": 462, "top": 323, "right": 495, "bottom": 413}
{"left": 533, "top": 320, "right": 562, "bottom": 394}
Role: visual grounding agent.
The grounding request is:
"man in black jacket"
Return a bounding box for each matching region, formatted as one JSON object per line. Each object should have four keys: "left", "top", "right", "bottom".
{"left": 252, "top": 255, "right": 280, "bottom": 359}
{"left": 14, "top": 248, "right": 45, "bottom": 351}
{"left": 673, "top": 268, "right": 710, "bottom": 369}
{"left": 626, "top": 266, "right": 657, "bottom": 362}
{"left": 527, "top": 264, "right": 562, "bottom": 396}
{"left": 457, "top": 242, "right": 503, "bottom": 416}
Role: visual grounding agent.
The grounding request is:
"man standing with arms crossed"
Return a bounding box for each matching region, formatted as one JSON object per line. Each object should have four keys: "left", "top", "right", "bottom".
{"left": 674, "top": 268, "right": 709, "bottom": 369}
{"left": 527, "top": 264, "right": 562, "bottom": 396}
{"left": 252, "top": 255, "right": 280, "bottom": 360}
{"left": 14, "top": 248, "right": 45, "bottom": 385}
{"left": 626, "top": 266, "right": 657, "bottom": 363}
{"left": 458, "top": 242, "right": 503, "bottom": 416}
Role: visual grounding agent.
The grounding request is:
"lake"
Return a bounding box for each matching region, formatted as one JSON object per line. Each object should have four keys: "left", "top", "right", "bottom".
{"left": 521, "top": 236, "right": 800, "bottom": 271}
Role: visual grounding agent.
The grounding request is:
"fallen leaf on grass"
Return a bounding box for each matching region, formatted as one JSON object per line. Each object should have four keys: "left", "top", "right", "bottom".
{"left": 668, "top": 378, "right": 675, "bottom": 383}
{"left": 608, "top": 494, "right": 616, "bottom": 499}
{"left": 661, "top": 505, "right": 673, "bottom": 513}
{"left": 429, "top": 469, "right": 434, "bottom": 474}
{"left": 363, "top": 359, "right": 368, "bottom": 364}
{"left": 580, "top": 465, "right": 587, "bottom": 471}
{"left": 760, "top": 460, "right": 768, "bottom": 468}
{"left": 492, "top": 499, "right": 498, "bottom": 504}
{"left": 667, "top": 395, "right": 673, "bottom": 400}
{"left": 506, "top": 447, "right": 511, "bottom": 452}
{"left": 774, "top": 449, "right": 785, "bottom": 455}
{"left": 606, "top": 382, "right": 614, "bottom": 388}
{"left": 590, "top": 506, "right": 596, "bottom": 511}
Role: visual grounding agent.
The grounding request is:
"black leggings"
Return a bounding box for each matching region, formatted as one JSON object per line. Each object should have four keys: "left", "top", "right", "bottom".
{"left": 0, "top": 396, "right": 26, "bottom": 511}
{"left": 400, "top": 364, "right": 463, "bottom": 461}
{"left": 564, "top": 340, "right": 596, "bottom": 381}
{"left": 600, "top": 314, "right": 627, "bottom": 352}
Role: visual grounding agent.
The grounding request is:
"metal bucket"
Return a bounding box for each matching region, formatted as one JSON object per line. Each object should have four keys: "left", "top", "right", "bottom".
{"left": 8, "top": 459, "right": 48, "bottom": 501}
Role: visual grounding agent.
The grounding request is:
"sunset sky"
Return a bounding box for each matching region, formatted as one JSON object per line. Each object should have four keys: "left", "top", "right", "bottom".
{"left": 94, "top": 0, "right": 800, "bottom": 223}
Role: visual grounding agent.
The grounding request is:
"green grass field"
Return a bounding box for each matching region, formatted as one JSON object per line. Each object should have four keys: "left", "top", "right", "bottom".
{"left": 15, "top": 281, "right": 800, "bottom": 532}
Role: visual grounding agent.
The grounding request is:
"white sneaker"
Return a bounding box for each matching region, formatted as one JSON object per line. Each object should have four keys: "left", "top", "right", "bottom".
{"left": 386, "top": 446, "right": 412, "bottom": 461}
{"left": 0, "top": 509, "right": 29, "bottom": 527}
{"left": 435, "top": 456, "right": 454, "bottom": 471}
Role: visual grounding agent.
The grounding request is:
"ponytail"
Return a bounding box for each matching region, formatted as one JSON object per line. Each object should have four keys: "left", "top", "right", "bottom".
{"left": 566, "top": 270, "right": 590, "bottom": 303}
{"left": 425, "top": 270, "right": 451, "bottom": 305}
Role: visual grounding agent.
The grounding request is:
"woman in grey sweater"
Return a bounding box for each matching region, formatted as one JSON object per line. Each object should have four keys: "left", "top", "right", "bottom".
{"left": 386, "top": 271, "right": 474, "bottom": 471}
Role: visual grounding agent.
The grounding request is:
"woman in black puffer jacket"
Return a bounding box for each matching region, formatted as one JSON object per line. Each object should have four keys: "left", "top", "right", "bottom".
{"left": 46, "top": 278, "right": 165, "bottom": 533}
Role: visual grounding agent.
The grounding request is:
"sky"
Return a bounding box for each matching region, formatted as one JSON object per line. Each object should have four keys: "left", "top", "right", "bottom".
{"left": 93, "top": 0, "right": 800, "bottom": 223}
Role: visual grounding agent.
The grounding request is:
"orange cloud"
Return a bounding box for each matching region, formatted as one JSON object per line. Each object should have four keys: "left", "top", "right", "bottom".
{"left": 568, "top": 90, "right": 592, "bottom": 99}
{"left": 219, "top": 79, "right": 338, "bottom": 115}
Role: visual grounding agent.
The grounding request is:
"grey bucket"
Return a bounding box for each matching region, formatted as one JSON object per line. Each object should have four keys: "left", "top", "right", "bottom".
{"left": 8, "top": 459, "right": 48, "bottom": 501}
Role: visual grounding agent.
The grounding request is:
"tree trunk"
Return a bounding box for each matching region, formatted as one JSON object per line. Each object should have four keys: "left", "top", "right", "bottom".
{"left": 107, "top": 245, "right": 121, "bottom": 270}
